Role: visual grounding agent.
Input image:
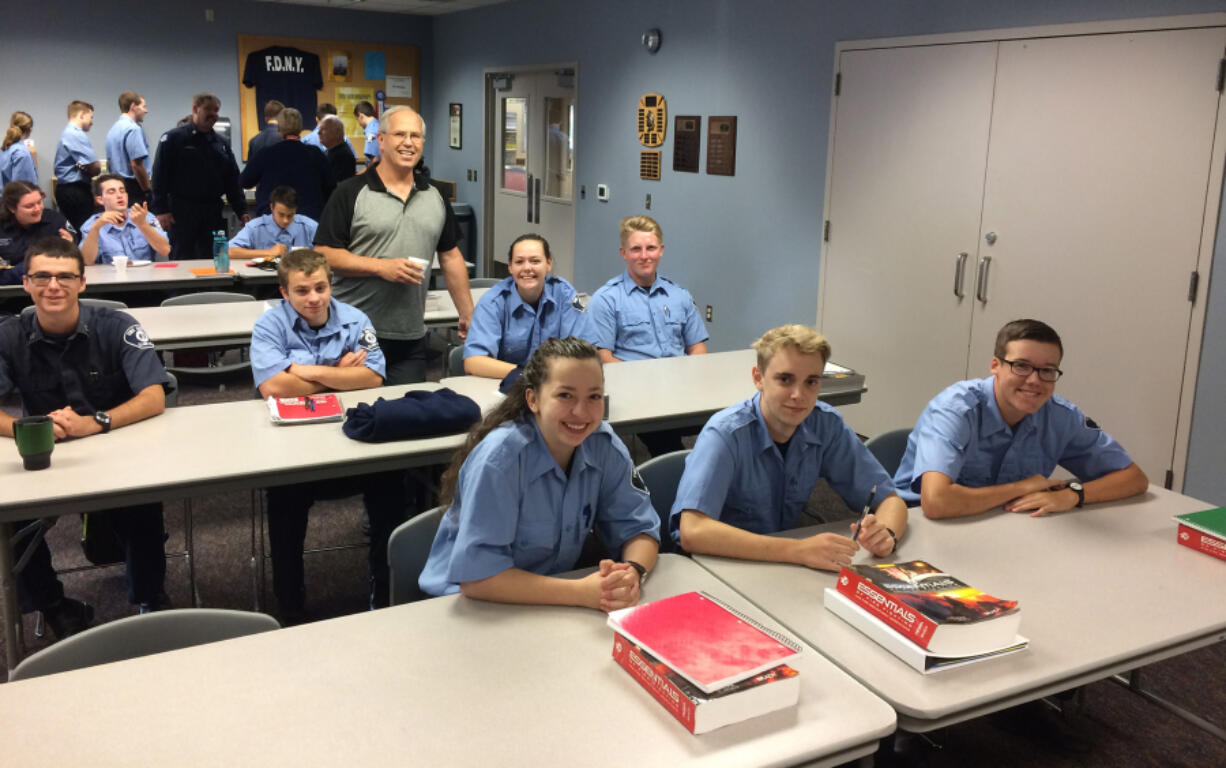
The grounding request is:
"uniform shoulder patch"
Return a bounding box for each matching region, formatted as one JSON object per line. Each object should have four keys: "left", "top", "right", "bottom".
{"left": 631, "top": 467, "right": 648, "bottom": 494}
{"left": 1085, "top": 415, "right": 1100, "bottom": 430}
{"left": 571, "top": 293, "right": 590, "bottom": 312}
{"left": 123, "top": 324, "right": 154, "bottom": 350}
{"left": 358, "top": 326, "right": 380, "bottom": 351}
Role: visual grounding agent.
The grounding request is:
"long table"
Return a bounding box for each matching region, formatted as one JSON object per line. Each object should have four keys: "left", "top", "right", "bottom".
{"left": 125, "top": 288, "right": 489, "bottom": 350}
{"left": 0, "top": 555, "right": 896, "bottom": 767}
{"left": 691, "top": 487, "right": 1226, "bottom": 732}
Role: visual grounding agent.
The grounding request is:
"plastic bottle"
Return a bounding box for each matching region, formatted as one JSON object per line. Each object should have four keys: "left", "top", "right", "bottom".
{"left": 212, "top": 230, "right": 229, "bottom": 273}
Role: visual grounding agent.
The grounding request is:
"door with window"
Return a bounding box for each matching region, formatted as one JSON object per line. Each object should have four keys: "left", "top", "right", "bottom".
{"left": 489, "top": 68, "right": 576, "bottom": 280}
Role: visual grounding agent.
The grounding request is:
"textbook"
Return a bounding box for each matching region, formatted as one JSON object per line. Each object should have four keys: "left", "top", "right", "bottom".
{"left": 1174, "top": 507, "right": 1226, "bottom": 562}
{"left": 611, "top": 631, "right": 800, "bottom": 734}
{"left": 266, "top": 394, "right": 344, "bottom": 424}
{"left": 607, "top": 591, "right": 802, "bottom": 694}
{"left": 824, "top": 588, "right": 1028, "bottom": 674}
{"left": 834, "top": 560, "right": 1021, "bottom": 657}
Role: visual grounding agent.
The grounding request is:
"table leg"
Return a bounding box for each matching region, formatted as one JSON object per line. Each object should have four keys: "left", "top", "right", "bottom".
{"left": 0, "top": 521, "right": 24, "bottom": 673}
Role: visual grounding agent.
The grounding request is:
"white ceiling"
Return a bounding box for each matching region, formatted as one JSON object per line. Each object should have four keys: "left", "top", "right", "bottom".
{"left": 253, "top": 0, "right": 508, "bottom": 16}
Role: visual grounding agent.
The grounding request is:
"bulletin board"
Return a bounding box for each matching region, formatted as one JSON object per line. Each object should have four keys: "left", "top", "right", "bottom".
{"left": 236, "top": 34, "right": 419, "bottom": 162}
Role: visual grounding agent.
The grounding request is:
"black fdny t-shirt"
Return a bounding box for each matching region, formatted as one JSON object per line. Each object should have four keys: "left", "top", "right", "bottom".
{"left": 242, "top": 46, "right": 323, "bottom": 126}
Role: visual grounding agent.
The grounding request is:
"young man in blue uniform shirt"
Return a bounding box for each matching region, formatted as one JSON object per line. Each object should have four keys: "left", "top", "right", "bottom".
{"left": 463, "top": 233, "right": 596, "bottom": 379}
{"left": 354, "top": 101, "right": 379, "bottom": 163}
{"left": 0, "top": 237, "right": 172, "bottom": 634}
{"left": 251, "top": 248, "right": 407, "bottom": 619}
{"left": 52, "top": 100, "right": 102, "bottom": 231}
{"left": 672, "top": 325, "right": 907, "bottom": 570}
{"left": 228, "top": 186, "right": 317, "bottom": 262}
{"left": 104, "top": 92, "right": 152, "bottom": 205}
{"left": 79, "top": 174, "right": 169, "bottom": 265}
{"left": 893, "top": 318, "right": 1148, "bottom": 519}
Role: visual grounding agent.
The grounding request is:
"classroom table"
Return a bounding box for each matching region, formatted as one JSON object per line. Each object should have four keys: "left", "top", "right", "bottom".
{"left": 124, "top": 288, "right": 489, "bottom": 350}
{"left": 690, "top": 487, "right": 1226, "bottom": 732}
{"left": 0, "top": 555, "right": 896, "bottom": 767}
{"left": 82, "top": 259, "right": 237, "bottom": 294}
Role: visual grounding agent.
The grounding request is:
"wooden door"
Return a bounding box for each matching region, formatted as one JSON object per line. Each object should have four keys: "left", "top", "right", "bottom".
{"left": 819, "top": 43, "right": 998, "bottom": 438}
{"left": 970, "top": 28, "right": 1226, "bottom": 482}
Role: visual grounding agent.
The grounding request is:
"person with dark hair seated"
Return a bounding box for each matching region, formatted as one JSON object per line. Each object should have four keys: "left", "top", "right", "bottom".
{"left": 228, "top": 186, "right": 317, "bottom": 263}
{"left": 79, "top": 173, "right": 169, "bottom": 265}
{"left": 0, "top": 181, "right": 75, "bottom": 285}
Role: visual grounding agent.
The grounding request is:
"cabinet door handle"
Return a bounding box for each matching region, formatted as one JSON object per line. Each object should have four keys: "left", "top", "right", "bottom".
{"left": 975, "top": 255, "right": 992, "bottom": 303}
{"left": 526, "top": 173, "right": 534, "bottom": 222}
{"left": 953, "top": 252, "right": 969, "bottom": 298}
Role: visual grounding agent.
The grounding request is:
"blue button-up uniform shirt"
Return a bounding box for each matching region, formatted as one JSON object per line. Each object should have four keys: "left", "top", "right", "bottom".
{"left": 105, "top": 115, "right": 149, "bottom": 180}
{"left": 53, "top": 123, "right": 97, "bottom": 183}
{"left": 464, "top": 275, "right": 596, "bottom": 366}
{"left": 670, "top": 394, "right": 893, "bottom": 545}
{"left": 229, "top": 213, "right": 318, "bottom": 252}
{"left": 250, "top": 297, "right": 385, "bottom": 389}
{"left": 362, "top": 120, "right": 379, "bottom": 160}
{"left": 1, "top": 141, "right": 38, "bottom": 185}
{"left": 419, "top": 418, "right": 659, "bottom": 596}
{"left": 588, "top": 271, "right": 708, "bottom": 361}
{"left": 80, "top": 211, "right": 165, "bottom": 264}
{"left": 892, "top": 376, "right": 1135, "bottom": 506}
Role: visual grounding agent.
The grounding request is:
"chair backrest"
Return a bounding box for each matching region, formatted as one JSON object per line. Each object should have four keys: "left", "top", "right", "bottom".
{"left": 80, "top": 298, "right": 129, "bottom": 310}
{"left": 164, "top": 371, "right": 180, "bottom": 407}
{"left": 9, "top": 609, "right": 280, "bottom": 682}
{"left": 388, "top": 506, "right": 445, "bottom": 605}
{"left": 635, "top": 449, "right": 692, "bottom": 554}
{"left": 468, "top": 277, "right": 500, "bottom": 288}
{"left": 865, "top": 427, "right": 912, "bottom": 477}
{"left": 447, "top": 345, "right": 466, "bottom": 377}
{"left": 161, "top": 291, "right": 256, "bottom": 307}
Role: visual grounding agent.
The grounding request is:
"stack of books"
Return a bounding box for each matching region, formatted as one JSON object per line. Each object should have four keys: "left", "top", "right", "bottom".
{"left": 1175, "top": 507, "right": 1226, "bottom": 562}
{"left": 266, "top": 394, "right": 344, "bottom": 425}
{"left": 608, "top": 591, "right": 802, "bottom": 734}
{"left": 825, "top": 560, "right": 1028, "bottom": 674}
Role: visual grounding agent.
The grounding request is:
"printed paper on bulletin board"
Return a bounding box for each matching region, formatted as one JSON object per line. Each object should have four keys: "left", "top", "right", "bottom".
{"left": 237, "top": 34, "right": 419, "bottom": 162}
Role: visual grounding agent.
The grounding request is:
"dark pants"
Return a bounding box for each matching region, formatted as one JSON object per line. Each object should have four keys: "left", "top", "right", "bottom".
{"left": 15, "top": 503, "right": 167, "bottom": 612}
{"left": 265, "top": 471, "right": 409, "bottom": 610}
{"left": 54, "top": 181, "right": 95, "bottom": 232}
{"left": 121, "top": 176, "right": 147, "bottom": 207}
{"left": 381, "top": 336, "right": 429, "bottom": 386}
{"left": 167, "top": 201, "right": 224, "bottom": 261}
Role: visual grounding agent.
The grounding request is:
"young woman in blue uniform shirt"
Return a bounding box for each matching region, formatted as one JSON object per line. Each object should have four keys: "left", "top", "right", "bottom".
{"left": 1, "top": 112, "right": 38, "bottom": 185}
{"left": 420, "top": 337, "right": 659, "bottom": 610}
{"left": 463, "top": 234, "right": 596, "bottom": 379}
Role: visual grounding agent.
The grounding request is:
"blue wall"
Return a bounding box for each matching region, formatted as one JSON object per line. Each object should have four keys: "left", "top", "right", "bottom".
{"left": 0, "top": 0, "right": 433, "bottom": 183}
{"left": 429, "top": 0, "right": 1226, "bottom": 502}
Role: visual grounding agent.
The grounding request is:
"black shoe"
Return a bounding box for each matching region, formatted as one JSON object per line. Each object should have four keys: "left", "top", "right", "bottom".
{"left": 275, "top": 595, "right": 306, "bottom": 627}
{"left": 138, "top": 592, "right": 173, "bottom": 614}
{"left": 43, "top": 598, "right": 95, "bottom": 640}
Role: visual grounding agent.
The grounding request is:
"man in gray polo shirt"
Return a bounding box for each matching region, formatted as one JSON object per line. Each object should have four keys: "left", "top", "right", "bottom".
{"left": 314, "top": 106, "right": 473, "bottom": 384}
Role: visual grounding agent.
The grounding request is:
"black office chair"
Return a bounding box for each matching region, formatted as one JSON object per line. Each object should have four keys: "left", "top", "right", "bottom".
{"left": 865, "top": 428, "right": 911, "bottom": 476}
{"left": 635, "top": 449, "right": 692, "bottom": 554}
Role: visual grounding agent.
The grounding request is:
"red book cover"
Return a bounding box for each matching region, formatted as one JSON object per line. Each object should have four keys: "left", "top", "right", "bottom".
{"left": 607, "top": 591, "right": 800, "bottom": 693}
{"left": 1177, "top": 523, "right": 1226, "bottom": 562}
{"left": 611, "top": 632, "right": 800, "bottom": 734}
{"left": 837, "top": 561, "right": 1018, "bottom": 651}
{"left": 267, "top": 394, "right": 344, "bottom": 424}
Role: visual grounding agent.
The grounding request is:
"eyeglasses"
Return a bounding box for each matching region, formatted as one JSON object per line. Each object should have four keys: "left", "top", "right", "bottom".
{"left": 26, "top": 272, "right": 82, "bottom": 286}
{"left": 999, "top": 358, "right": 1063, "bottom": 382}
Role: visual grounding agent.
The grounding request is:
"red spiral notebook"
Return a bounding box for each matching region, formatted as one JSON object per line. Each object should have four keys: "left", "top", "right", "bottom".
{"left": 607, "top": 591, "right": 801, "bottom": 694}
{"left": 266, "top": 394, "right": 344, "bottom": 424}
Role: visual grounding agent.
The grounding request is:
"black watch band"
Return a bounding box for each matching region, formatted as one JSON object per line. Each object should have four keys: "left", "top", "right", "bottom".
{"left": 94, "top": 410, "right": 112, "bottom": 434}
{"left": 1049, "top": 481, "right": 1084, "bottom": 507}
{"left": 884, "top": 527, "right": 897, "bottom": 553}
{"left": 626, "top": 560, "right": 649, "bottom": 586}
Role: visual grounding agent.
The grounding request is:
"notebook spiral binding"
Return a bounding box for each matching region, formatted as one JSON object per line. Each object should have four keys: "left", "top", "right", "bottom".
{"left": 699, "top": 591, "right": 802, "bottom": 654}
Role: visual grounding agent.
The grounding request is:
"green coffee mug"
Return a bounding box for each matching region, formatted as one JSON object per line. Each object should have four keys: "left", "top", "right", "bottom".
{"left": 13, "top": 415, "right": 54, "bottom": 471}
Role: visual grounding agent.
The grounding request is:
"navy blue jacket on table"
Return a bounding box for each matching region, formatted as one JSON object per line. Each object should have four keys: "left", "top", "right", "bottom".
{"left": 150, "top": 123, "right": 246, "bottom": 216}
{"left": 464, "top": 275, "right": 597, "bottom": 367}
{"left": 0, "top": 211, "right": 76, "bottom": 285}
{"left": 251, "top": 297, "right": 384, "bottom": 390}
{"left": 669, "top": 393, "right": 893, "bottom": 546}
{"left": 0, "top": 305, "right": 169, "bottom": 416}
{"left": 419, "top": 418, "right": 660, "bottom": 596}
{"left": 892, "top": 376, "right": 1135, "bottom": 506}
{"left": 239, "top": 139, "right": 334, "bottom": 220}
{"left": 588, "top": 270, "right": 708, "bottom": 361}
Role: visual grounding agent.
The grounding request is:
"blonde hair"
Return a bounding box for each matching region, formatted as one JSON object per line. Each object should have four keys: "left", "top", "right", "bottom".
{"left": 3, "top": 112, "right": 32, "bottom": 151}
{"left": 752, "top": 325, "right": 831, "bottom": 371}
{"left": 619, "top": 215, "right": 662, "bottom": 247}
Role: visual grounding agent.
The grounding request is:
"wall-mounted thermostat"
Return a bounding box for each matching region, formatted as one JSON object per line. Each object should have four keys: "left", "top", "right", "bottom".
{"left": 596, "top": 184, "right": 610, "bottom": 202}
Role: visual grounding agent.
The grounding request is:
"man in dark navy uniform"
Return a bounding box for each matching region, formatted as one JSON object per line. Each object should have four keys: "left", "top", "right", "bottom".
{"left": 151, "top": 93, "right": 248, "bottom": 260}
{"left": 246, "top": 99, "right": 283, "bottom": 163}
{"left": 0, "top": 238, "right": 172, "bottom": 638}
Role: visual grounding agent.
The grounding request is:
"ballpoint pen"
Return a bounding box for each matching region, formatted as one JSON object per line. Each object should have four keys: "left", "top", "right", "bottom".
{"left": 852, "top": 484, "right": 877, "bottom": 542}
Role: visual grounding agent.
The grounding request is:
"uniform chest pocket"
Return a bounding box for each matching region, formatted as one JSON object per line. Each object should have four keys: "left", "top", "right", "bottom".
{"left": 620, "top": 310, "right": 655, "bottom": 347}
{"left": 82, "top": 367, "right": 131, "bottom": 408}
{"left": 513, "top": 508, "right": 561, "bottom": 562}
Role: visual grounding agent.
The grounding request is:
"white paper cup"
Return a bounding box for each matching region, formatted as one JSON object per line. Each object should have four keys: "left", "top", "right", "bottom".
{"left": 113, "top": 256, "right": 129, "bottom": 271}
{"left": 408, "top": 256, "right": 431, "bottom": 282}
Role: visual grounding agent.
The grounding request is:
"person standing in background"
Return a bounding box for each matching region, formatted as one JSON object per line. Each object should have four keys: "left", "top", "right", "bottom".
{"left": 105, "top": 92, "right": 152, "bottom": 205}
{"left": 52, "top": 101, "right": 101, "bottom": 231}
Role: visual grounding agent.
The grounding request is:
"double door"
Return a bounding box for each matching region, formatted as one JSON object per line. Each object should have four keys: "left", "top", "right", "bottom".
{"left": 819, "top": 26, "right": 1226, "bottom": 486}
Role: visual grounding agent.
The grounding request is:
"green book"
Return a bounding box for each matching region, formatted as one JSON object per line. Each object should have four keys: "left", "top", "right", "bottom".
{"left": 1174, "top": 507, "right": 1226, "bottom": 538}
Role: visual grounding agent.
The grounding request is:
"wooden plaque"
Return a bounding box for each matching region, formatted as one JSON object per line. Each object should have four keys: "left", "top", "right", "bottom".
{"left": 706, "top": 116, "right": 737, "bottom": 176}
{"left": 673, "top": 115, "right": 700, "bottom": 173}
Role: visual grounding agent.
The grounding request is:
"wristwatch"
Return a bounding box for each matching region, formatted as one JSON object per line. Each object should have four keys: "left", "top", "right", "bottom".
{"left": 1050, "top": 481, "right": 1084, "bottom": 507}
{"left": 93, "top": 410, "right": 112, "bottom": 434}
{"left": 884, "top": 527, "right": 898, "bottom": 553}
{"left": 626, "top": 560, "right": 649, "bottom": 587}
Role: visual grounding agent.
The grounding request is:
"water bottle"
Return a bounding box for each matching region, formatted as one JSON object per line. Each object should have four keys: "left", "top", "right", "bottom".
{"left": 212, "top": 230, "right": 229, "bottom": 273}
